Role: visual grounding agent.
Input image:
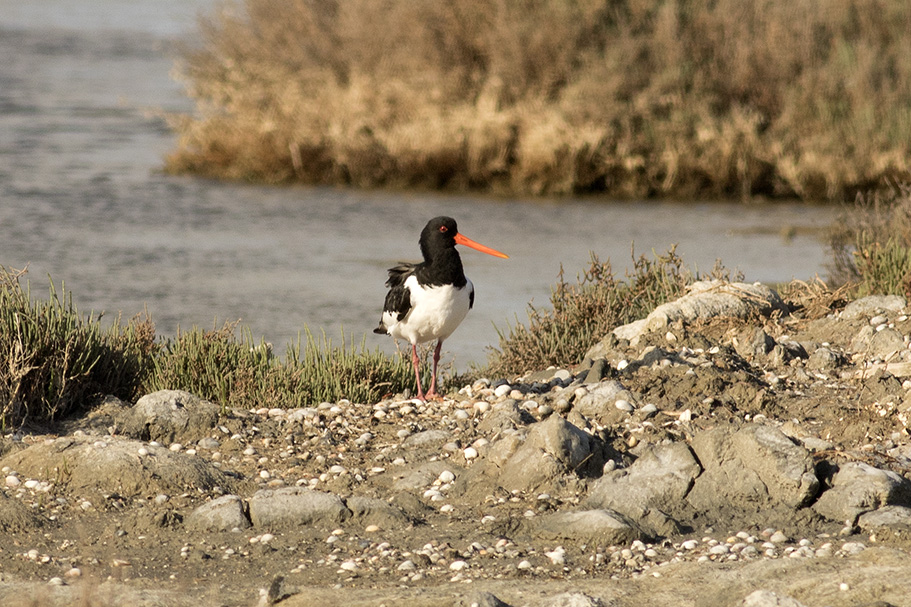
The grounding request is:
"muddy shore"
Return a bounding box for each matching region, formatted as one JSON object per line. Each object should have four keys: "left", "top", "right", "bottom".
{"left": 2, "top": 282, "right": 911, "bottom": 607}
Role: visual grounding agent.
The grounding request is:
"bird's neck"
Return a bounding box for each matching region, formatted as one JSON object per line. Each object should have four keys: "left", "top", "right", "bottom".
{"left": 419, "top": 248, "right": 467, "bottom": 287}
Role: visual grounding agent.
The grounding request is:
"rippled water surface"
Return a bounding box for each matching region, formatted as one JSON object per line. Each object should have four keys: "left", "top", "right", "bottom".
{"left": 0, "top": 1, "right": 837, "bottom": 367}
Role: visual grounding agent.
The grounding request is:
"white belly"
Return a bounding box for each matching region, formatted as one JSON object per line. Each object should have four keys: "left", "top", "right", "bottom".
{"left": 384, "top": 276, "right": 472, "bottom": 345}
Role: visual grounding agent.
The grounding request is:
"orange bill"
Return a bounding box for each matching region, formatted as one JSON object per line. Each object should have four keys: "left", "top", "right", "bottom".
{"left": 454, "top": 233, "right": 509, "bottom": 259}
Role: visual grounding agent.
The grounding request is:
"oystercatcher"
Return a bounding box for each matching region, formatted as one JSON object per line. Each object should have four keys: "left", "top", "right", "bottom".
{"left": 374, "top": 216, "right": 509, "bottom": 401}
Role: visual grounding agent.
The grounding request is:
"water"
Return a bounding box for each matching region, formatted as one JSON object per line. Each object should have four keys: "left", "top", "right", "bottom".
{"left": 0, "top": 1, "right": 837, "bottom": 368}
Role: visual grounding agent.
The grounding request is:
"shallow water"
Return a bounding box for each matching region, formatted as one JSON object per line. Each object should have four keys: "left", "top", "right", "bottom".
{"left": 0, "top": 1, "right": 837, "bottom": 368}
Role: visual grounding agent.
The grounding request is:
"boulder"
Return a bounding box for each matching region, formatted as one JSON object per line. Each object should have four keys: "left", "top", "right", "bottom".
{"left": 528, "top": 509, "right": 644, "bottom": 545}
{"left": 0, "top": 435, "right": 239, "bottom": 497}
{"left": 742, "top": 590, "right": 808, "bottom": 607}
{"left": 545, "top": 593, "right": 605, "bottom": 607}
{"left": 186, "top": 495, "right": 251, "bottom": 531}
{"left": 686, "top": 424, "right": 819, "bottom": 514}
{"left": 857, "top": 505, "right": 911, "bottom": 536}
{"left": 248, "top": 487, "right": 351, "bottom": 528}
{"left": 602, "top": 281, "right": 786, "bottom": 347}
{"left": 573, "top": 380, "right": 639, "bottom": 421}
{"left": 585, "top": 441, "right": 700, "bottom": 536}
{"left": 841, "top": 295, "right": 906, "bottom": 320}
{"left": 345, "top": 495, "right": 409, "bottom": 528}
{"left": 496, "top": 415, "right": 594, "bottom": 492}
{"left": 119, "top": 390, "right": 220, "bottom": 444}
{"left": 813, "top": 462, "right": 911, "bottom": 523}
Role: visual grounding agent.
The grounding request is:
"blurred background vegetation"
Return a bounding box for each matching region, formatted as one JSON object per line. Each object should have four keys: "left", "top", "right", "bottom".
{"left": 166, "top": 0, "right": 911, "bottom": 200}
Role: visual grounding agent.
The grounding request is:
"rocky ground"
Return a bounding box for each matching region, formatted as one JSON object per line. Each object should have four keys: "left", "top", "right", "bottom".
{"left": 2, "top": 281, "right": 911, "bottom": 607}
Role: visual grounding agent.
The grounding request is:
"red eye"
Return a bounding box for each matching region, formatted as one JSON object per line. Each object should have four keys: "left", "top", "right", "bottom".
{"left": 439, "top": 226, "right": 448, "bottom": 233}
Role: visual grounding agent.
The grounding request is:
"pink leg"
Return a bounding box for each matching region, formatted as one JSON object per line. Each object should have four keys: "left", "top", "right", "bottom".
{"left": 411, "top": 343, "right": 426, "bottom": 401}
{"left": 425, "top": 340, "right": 443, "bottom": 399}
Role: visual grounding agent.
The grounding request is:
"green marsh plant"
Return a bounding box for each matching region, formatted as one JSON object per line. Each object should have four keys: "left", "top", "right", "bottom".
{"left": 828, "top": 183, "right": 911, "bottom": 297}
{"left": 0, "top": 267, "right": 154, "bottom": 427}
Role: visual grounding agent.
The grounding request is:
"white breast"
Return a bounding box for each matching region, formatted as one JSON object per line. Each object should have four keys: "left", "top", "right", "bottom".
{"left": 384, "top": 275, "right": 473, "bottom": 345}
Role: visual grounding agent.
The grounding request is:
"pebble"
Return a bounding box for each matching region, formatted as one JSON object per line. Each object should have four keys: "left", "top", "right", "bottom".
{"left": 545, "top": 547, "right": 566, "bottom": 565}
{"left": 463, "top": 447, "right": 479, "bottom": 460}
{"left": 517, "top": 560, "right": 533, "bottom": 570}
{"left": 494, "top": 384, "right": 512, "bottom": 397}
{"left": 640, "top": 403, "right": 658, "bottom": 416}
{"left": 841, "top": 542, "right": 866, "bottom": 555}
{"left": 769, "top": 531, "right": 789, "bottom": 544}
{"left": 449, "top": 560, "right": 468, "bottom": 571}
{"left": 614, "top": 399, "right": 633, "bottom": 412}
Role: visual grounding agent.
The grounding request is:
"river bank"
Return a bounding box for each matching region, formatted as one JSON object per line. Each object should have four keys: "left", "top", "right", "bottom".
{"left": 2, "top": 280, "right": 910, "bottom": 606}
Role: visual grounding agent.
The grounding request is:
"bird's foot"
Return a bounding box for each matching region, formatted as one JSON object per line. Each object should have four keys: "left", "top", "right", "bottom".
{"left": 424, "top": 390, "right": 444, "bottom": 401}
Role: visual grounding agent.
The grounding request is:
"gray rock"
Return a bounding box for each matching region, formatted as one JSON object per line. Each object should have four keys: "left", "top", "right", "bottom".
{"left": 402, "top": 429, "right": 452, "bottom": 449}
{"left": 814, "top": 462, "right": 911, "bottom": 523}
{"left": 458, "top": 591, "right": 513, "bottom": 607}
{"left": 248, "top": 487, "right": 351, "bottom": 528}
{"left": 734, "top": 327, "right": 776, "bottom": 360}
{"left": 392, "top": 461, "right": 458, "bottom": 492}
{"left": 119, "top": 390, "right": 220, "bottom": 444}
{"left": 529, "top": 509, "right": 643, "bottom": 545}
{"left": 742, "top": 590, "right": 808, "bottom": 607}
{"left": 345, "top": 495, "right": 409, "bottom": 528}
{"left": 477, "top": 399, "right": 534, "bottom": 434}
{"left": 526, "top": 414, "right": 593, "bottom": 469}
{"left": 849, "top": 324, "right": 876, "bottom": 354}
{"left": 186, "top": 495, "right": 251, "bottom": 531}
{"left": 842, "top": 295, "right": 906, "bottom": 320}
{"left": 585, "top": 441, "right": 700, "bottom": 536}
{"left": 768, "top": 340, "right": 809, "bottom": 367}
{"left": 495, "top": 416, "right": 593, "bottom": 492}
{"left": 857, "top": 505, "right": 911, "bottom": 534}
{"left": 687, "top": 424, "right": 819, "bottom": 513}
{"left": 0, "top": 435, "right": 239, "bottom": 497}
{"left": 545, "top": 592, "right": 605, "bottom": 607}
{"left": 583, "top": 358, "right": 609, "bottom": 384}
{"left": 807, "top": 346, "right": 841, "bottom": 371}
{"left": 573, "top": 381, "right": 637, "bottom": 420}
{"left": 606, "top": 281, "right": 786, "bottom": 346}
{"left": 869, "top": 328, "right": 906, "bottom": 360}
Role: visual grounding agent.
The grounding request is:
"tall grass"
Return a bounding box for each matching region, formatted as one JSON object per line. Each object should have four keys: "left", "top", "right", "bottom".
{"left": 0, "top": 267, "right": 155, "bottom": 427}
{"left": 147, "top": 323, "right": 415, "bottom": 410}
{"left": 167, "top": 0, "right": 911, "bottom": 200}
{"left": 828, "top": 183, "right": 911, "bottom": 297}
{"left": 0, "top": 269, "right": 415, "bottom": 427}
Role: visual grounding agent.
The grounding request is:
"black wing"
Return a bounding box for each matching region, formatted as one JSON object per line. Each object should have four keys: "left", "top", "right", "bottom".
{"left": 373, "top": 263, "right": 416, "bottom": 334}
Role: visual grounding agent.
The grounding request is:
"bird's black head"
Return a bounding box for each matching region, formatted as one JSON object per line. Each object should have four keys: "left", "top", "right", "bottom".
{"left": 419, "top": 216, "right": 459, "bottom": 260}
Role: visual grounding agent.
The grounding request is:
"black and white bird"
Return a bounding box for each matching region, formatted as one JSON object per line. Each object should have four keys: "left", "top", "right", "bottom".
{"left": 374, "top": 216, "right": 508, "bottom": 401}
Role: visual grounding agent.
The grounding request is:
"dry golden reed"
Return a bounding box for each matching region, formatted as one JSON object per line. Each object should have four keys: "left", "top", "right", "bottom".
{"left": 166, "top": 0, "right": 911, "bottom": 200}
